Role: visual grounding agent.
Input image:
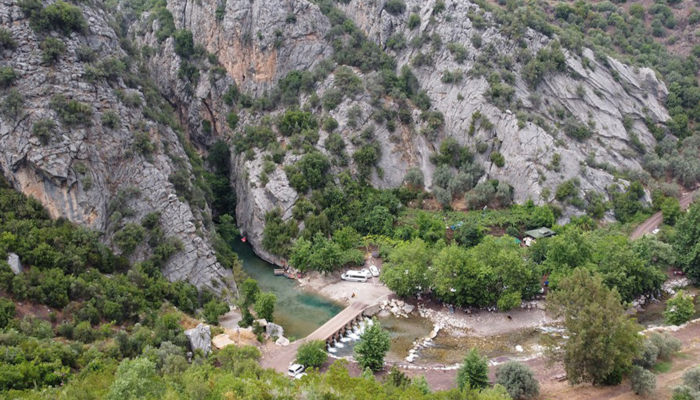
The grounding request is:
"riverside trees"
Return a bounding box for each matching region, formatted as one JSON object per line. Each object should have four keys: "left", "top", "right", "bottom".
{"left": 546, "top": 268, "right": 642, "bottom": 385}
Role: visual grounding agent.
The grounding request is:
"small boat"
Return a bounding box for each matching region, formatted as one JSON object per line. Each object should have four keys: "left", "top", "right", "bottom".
{"left": 273, "top": 269, "right": 286, "bottom": 276}
{"left": 241, "top": 237, "right": 247, "bottom": 243}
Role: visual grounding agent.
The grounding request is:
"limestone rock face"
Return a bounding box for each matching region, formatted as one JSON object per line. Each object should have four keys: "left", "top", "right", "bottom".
{"left": 0, "top": 1, "right": 235, "bottom": 294}
{"left": 7, "top": 254, "right": 22, "bottom": 275}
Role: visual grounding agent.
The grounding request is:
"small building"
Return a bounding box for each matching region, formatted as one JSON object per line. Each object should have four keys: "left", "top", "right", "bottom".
{"left": 523, "top": 227, "right": 556, "bottom": 247}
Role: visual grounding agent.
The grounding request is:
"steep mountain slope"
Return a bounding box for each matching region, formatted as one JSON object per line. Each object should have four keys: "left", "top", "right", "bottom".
{"left": 0, "top": 0, "right": 235, "bottom": 293}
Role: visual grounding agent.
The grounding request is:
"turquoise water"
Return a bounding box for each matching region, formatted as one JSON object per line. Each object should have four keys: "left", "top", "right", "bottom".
{"left": 231, "top": 240, "right": 344, "bottom": 339}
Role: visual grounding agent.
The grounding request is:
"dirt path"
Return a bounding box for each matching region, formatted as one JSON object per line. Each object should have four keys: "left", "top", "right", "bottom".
{"left": 630, "top": 191, "right": 696, "bottom": 240}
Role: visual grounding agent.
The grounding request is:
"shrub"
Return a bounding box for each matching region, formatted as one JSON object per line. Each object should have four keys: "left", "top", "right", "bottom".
{"left": 0, "top": 28, "right": 17, "bottom": 51}
{"left": 629, "top": 366, "right": 656, "bottom": 396}
{"left": 490, "top": 152, "right": 505, "bottom": 167}
{"left": 21, "top": 0, "right": 87, "bottom": 34}
{"left": 384, "top": 0, "right": 406, "bottom": 15}
{"left": 226, "top": 112, "right": 239, "bottom": 130}
{"left": 1, "top": 89, "right": 24, "bottom": 120}
{"left": 634, "top": 340, "right": 659, "bottom": 369}
{"left": 664, "top": 290, "right": 695, "bottom": 326}
{"left": 0, "top": 297, "right": 15, "bottom": 329}
{"left": 32, "top": 119, "right": 56, "bottom": 145}
{"left": 323, "top": 117, "right": 338, "bottom": 132}
{"left": 322, "top": 88, "right": 343, "bottom": 110}
{"left": 203, "top": 299, "right": 229, "bottom": 325}
{"left": 50, "top": 95, "right": 93, "bottom": 126}
{"left": 457, "top": 348, "right": 489, "bottom": 390}
{"left": 683, "top": 367, "right": 700, "bottom": 392}
{"left": 408, "top": 13, "right": 421, "bottom": 29}
{"left": 173, "top": 30, "right": 195, "bottom": 58}
{"left": 403, "top": 167, "right": 424, "bottom": 189}
{"left": 0, "top": 66, "right": 16, "bottom": 88}
{"left": 447, "top": 42, "right": 468, "bottom": 63}
{"left": 495, "top": 361, "right": 540, "bottom": 400}
{"left": 650, "top": 332, "right": 682, "bottom": 360}
{"left": 113, "top": 223, "right": 146, "bottom": 256}
{"left": 41, "top": 37, "right": 66, "bottom": 64}
{"left": 74, "top": 320, "right": 95, "bottom": 343}
{"left": 101, "top": 111, "right": 120, "bottom": 129}
{"left": 296, "top": 340, "right": 328, "bottom": 368}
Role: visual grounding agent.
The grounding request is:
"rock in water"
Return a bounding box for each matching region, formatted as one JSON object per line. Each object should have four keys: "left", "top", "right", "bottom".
{"left": 185, "top": 324, "right": 212, "bottom": 356}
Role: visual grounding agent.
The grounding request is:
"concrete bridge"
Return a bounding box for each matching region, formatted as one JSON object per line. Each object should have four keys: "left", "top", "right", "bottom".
{"left": 305, "top": 301, "right": 369, "bottom": 345}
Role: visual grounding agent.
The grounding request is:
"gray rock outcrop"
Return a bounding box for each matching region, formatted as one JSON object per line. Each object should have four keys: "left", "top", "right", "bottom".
{"left": 7, "top": 253, "right": 22, "bottom": 275}
{"left": 184, "top": 323, "right": 212, "bottom": 355}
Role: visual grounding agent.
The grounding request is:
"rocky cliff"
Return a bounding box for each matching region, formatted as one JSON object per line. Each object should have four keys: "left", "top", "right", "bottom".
{"left": 0, "top": 0, "right": 674, "bottom": 269}
{"left": 0, "top": 0, "right": 235, "bottom": 294}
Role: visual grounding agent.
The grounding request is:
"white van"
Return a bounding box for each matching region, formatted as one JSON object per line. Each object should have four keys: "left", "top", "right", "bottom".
{"left": 341, "top": 270, "right": 368, "bottom": 282}
{"left": 288, "top": 364, "right": 305, "bottom": 377}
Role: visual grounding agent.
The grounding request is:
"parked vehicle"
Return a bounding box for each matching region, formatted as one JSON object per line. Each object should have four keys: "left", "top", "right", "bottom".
{"left": 288, "top": 364, "right": 305, "bottom": 377}
{"left": 294, "top": 372, "right": 308, "bottom": 380}
{"left": 341, "top": 270, "right": 368, "bottom": 282}
{"left": 368, "top": 265, "right": 379, "bottom": 277}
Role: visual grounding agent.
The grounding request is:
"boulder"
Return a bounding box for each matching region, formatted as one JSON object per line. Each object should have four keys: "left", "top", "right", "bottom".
{"left": 403, "top": 304, "right": 415, "bottom": 314}
{"left": 266, "top": 322, "right": 284, "bottom": 338}
{"left": 184, "top": 323, "right": 212, "bottom": 355}
{"left": 7, "top": 253, "right": 22, "bottom": 275}
{"left": 364, "top": 304, "right": 381, "bottom": 317}
{"left": 275, "top": 336, "right": 290, "bottom": 346}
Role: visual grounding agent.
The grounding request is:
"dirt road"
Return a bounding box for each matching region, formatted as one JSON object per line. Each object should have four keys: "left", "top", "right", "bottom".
{"left": 630, "top": 191, "right": 696, "bottom": 240}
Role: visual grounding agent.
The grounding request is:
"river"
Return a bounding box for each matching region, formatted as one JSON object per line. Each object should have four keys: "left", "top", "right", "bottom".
{"left": 231, "top": 239, "right": 344, "bottom": 339}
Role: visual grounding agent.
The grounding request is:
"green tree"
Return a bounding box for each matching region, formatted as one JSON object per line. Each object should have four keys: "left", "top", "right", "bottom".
{"left": 173, "top": 30, "right": 195, "bottom": 58}
{"left": 113, "top": 223, "right": 146, "bottom": 256}
{"left": 0, "top": 297, "right": 15, "bottom": 329}
{"left": 662, "top": 197, "right": 682, "bottom": 226}
{"left": 664, "top": 290, "right": 695, "bottom": 326}
{"left": 296, "top": 340, "right": 328, "bottom": 368}
{"left": 457, "top": 348, "right": 489, "bottom": 390}
{"left": 674, "top": 201, "right": 700, "bottom": 281}
{"left": 495, "top": 361, "right": 540, "bottom": 399}
{"left": 107, "top": 358, "right": 161, "bottom": 400}
{"left": 203, "top": 299, "right": 229, "bottom": 325}
{"left": 381, "top": 239, "right": 432, "bottom": 298}
{"left": 254, "top": 292, "right": 276, "bottom": 322}
{"left": 355, "top": 319, "right": 391, "bottom": 371}
{"left": 240, "top": 278, "right": 260, "bottom": 307}
{"left": 546, "top": 268, "right": 642, "bottom": 385}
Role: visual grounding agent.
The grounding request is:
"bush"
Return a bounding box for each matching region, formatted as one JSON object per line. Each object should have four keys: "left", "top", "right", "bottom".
{"left": 457, "top": 348, "right": 489, "bottom": 390}
{"left": 173, "top": 30, "right": 195, "bottom": 58}
{"left": 490, "top": 152, "right": 505, "bottom": 167}
{"left": 650, "top": 332, "right": 682, "bottom": 360}
{"left": 634, "top": 340, "right": 659, "bottom": 369}
{"left": 40, "top": 37, "right": 66, "bottom": 64}
{"left": 21, "top": 0, "right": 87, "bottom": 34}
{"left": 683, "top": 367, "right": 700, "bottom": 392}
{"left": 0, "top": 297, "right": 15, "bottom": 329}
{"left": 0, "top": 28, "right": 17, "bottom": 51}
{"left": 50, "top": 95, "right": 93, "bottom": 126}
{"left": 495, "top": 361, "right": 540, "bottom": 399}
{"left": 322, "top": 88, "right": 343, "bottom": 110}
{"left": 384, "top": 0, "right": 406, "bottom": 15}
{"left": 664, "top": 290, "right": 695, "bottom": 326}
{"left": 113, "top": 223, "right": 146, "bottom": 256}
{"left": 629, "top": 366, "right": 656, "bottom": 396}
{"left": 1, "top": 89, "right": 24, "bottom": 120}
{"left": 32, "top": 119, "right": 56, "bottom": 145}
{"left": 0, "top": 66, "right": 16, "bottom": 88}
{"left": 296, "top": 340, "right": 328, "bottom": 368}
{"left": 226, "top": 112, "right": 239, "bottom": 130}
{"left": 102, "top": 111, "right": 120, "bottom": 129}
{"left": 408, "top": 13, "right": 421, "bottom": 29}
{"left": 132, "top": 132, "right": 155, "bottom": 155}
{"left": 74, "top": 320, "right": 95, "bottom": 343}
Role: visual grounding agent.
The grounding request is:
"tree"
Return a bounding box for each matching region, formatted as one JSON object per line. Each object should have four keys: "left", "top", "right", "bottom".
{"left": 457, "top": 348, "right": 489, "bottom": 390}
{"left": 355, "top": 319, "right": 391, "bottom": 371}
{"left": 495, "top": 361, "right": 540, "bottom": 399}
{"left": 113, "top": 223, "right": 146, "bottom": 256}
{"left": 634, "top": 340, "right": 659, "bottom": 369}
{"left": 381, "top": 239, "right": 432, "bottom": 298}
{"left": 546, "top": 268, "right": 642, "bottom": 385}
{"left": 107, "top": 358, "right": 161, "bottom": 400}
{"left": 254, "top": 292, "right": 276, "bottom": 322}
{"left": 296, "top": 340, "right": 328, "bottom": 368}
{"left": 664, "top": 290, "right": 695, "bottom": 326}
{"left": 629, "top": 366, "right": 656, "bottom": 396}
{"left": 203, "top": 299, "right": 229, "bottom": 325}
{"left": 674, "top": 201, "right": 700, "bottom": 281}
{"left": 661, "top": 197, "right": 682, "bottom": 226}
{"left": 0, "top": 297, "right": 15, "bottom": 329}
{"left": 683, "top": 367, "right": 700, "bottom": 392}
{"left": 240, "top": 278, "right": 260, "bottom": 307}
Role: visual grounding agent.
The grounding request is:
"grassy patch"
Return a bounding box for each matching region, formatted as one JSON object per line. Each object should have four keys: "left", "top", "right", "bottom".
{"left": 653, "top": 361, "right": 673, "bottom": 374}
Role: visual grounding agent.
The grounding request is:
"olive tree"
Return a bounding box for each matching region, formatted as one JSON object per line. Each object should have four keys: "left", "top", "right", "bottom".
{"left": 495, "top": 361, "right": 540, "bottom": 399}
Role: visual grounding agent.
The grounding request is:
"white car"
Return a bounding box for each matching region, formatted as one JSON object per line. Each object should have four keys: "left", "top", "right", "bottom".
{"left": 360, "top": 268, "right": 371, "bottom": 277}
{"left": 652, "top": 228, "right": 660, "bottom": 235}
{"left": 288, "top": 364, "right": 305, "bottom": 377}
{"left": 368, "top": 265, "right": 379, "bottom": 277}
{"left": 294, "top": 372, "right": 308, "bottom": 380}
